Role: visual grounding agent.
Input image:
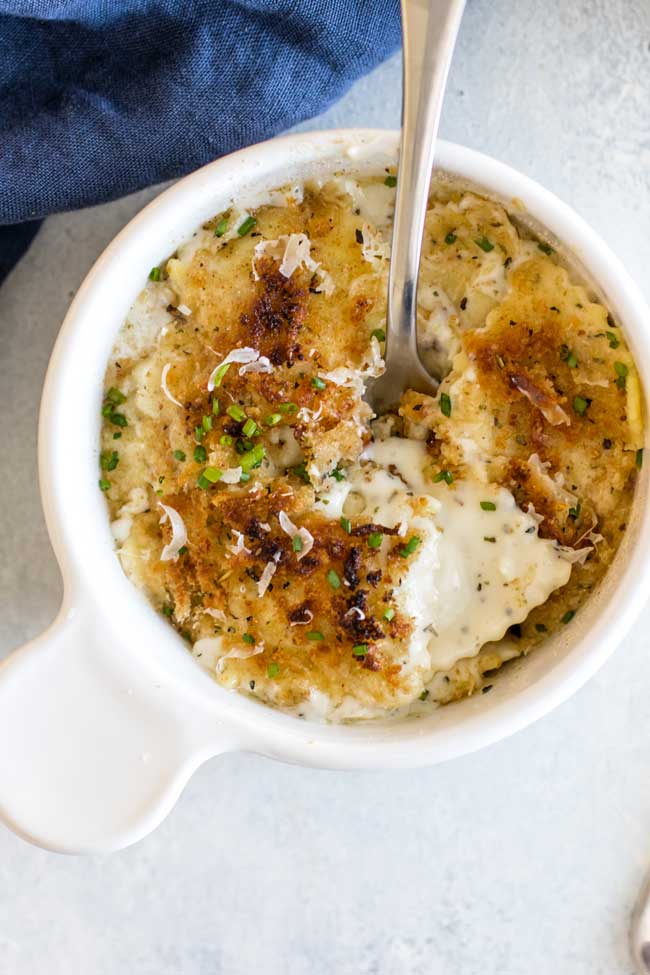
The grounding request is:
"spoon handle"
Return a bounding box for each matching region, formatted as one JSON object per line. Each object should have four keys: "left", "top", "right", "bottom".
{"left": 631, "top": 870, "right": 650, "bottom": 973}
{"left": 387, "top": 0, "right": 466, "bottom": 366}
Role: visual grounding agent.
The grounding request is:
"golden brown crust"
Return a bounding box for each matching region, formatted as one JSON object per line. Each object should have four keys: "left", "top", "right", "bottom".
{"left": 101, "top": 177, "right": 642, "bottom": 717}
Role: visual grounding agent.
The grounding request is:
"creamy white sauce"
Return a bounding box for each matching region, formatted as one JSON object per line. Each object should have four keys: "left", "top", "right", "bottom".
{"left": 360, "top": 222, "right": 391, "bottom": 268}
{"left": 111, "top": 486, "right": 150, "bottom": 543}
{"left": 470, "top": 250, "right": 508, "bottom": 298}
{"left": 114, "top": 281, "right": 176, "bottom": 360}
{"left": 334, "top": 177, "right": 395, "bottom": 236}
{"left": 417, "top": 279, "right": 459, "bottom": 374}
{"left": 317, "top": 437, "right": 572, "bottom": 675}
{"left": 508, "top": 237, "right": 540, "bottom": 271}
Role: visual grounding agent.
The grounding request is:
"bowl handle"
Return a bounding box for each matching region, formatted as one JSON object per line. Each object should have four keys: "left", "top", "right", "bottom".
{"left": 0, "top": 602, "right": 235, "bottom": 853}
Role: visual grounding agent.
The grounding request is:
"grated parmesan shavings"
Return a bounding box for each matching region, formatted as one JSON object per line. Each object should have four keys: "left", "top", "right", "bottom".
{"left": 158, "top": 503, "right": 188, "bottom": 561}
{"left": 217, "top": 642, "right": 264, "bottom": 673}
{"left": 278, "top": 510, "right": 314, "bottom": 560}
{"left": 161, "top": 363, "right": 184, "bottom": 408}
{"left": 228, "top": 529, "right": 251, "bottom": 556}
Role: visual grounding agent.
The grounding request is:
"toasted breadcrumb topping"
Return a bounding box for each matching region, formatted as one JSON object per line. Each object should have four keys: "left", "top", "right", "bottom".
{"left": 100, "top": 175, "right": 642, "bottom": 721}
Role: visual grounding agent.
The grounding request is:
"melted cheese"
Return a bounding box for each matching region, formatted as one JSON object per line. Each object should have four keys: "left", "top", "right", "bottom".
{"left": 318, "top": 438, "right": 572, "bottom": 675}
{"left": 101, "top": 173, "right": 639, "bottom": 722}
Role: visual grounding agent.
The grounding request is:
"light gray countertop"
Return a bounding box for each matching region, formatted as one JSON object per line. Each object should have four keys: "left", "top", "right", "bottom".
{"left": 2, "top": 2, "right": 650, "bottom": 972}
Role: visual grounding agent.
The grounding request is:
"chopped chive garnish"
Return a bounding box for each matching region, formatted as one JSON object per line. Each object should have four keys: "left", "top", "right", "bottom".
{"left": 106, "top": 387, "right": 127, "bottom": 405}
{"left": 561, "top": 345, "right": 578, "bottom": 368}
{"left": 480, "top": 500, "right": 496, "bottom": 511}
{"left": 202, "top": 414, "right": 213, "bottom": 432}
{"left": 292, "top": 461, "right": 311, "bottom": 483}
{"left": 568, "top": 502, "right": 581, "bottom": 520}
{"left": 368, "top": 532, "right": 383, "bottom": 549}
{"left": 538, "top": 241, "right": 554, "bottom": 255}
{"left": 606, "top": 330, "right": 619, "bottom": 349}
{"left": 439, "top": 392, "right": 452, "bottom": 418}
{"left": 194, "top": 444, "right": 207, "bottom": 463}
{"left": 101, "top": 403, "right": 112, "bottom": 417}
{"left": 636, "top": 448, "right": 644, "bottom": 469}
{"left": 474, "top": 235, "right": 494, "bottom": 252}
{"left": 278, "top": 402, "right": 297, "bottom": 414}
{"left": 198, "top": 466, "right": 222, "bottom": 488}
{"left": 173, "top": 449, "right": 186, "bottom": 462}
{"left": 561, "top": 610, "right": 575, "bottom": 624}
{"left": 327, "top": 569, "right": 341, "bottom": 589}
{"left": 311, "top": 376, "right": 327, "bottom": 391}
{"left": 573, "top": 395, "right": 589, "bottom": 416}
{"left": 352, "top": 644, "right": 368, "bottom": 657}
{"left": 237, "top": 216, "right": 256, "bottom": 236}
{"left": 330, "top": 466, "right": 345, "bottom": 482}
{"left": 100, "top": 450, "right": 119, "bottom": 472}
{"left": 242, "top": 418, "right": 258, "bottom": 438}
{"left": 419, "top": 689, "right": 430, "bottom": 701}
{"left": 399, "top": 536, "right": 421, "bottom": 557}
{"left": 371, "top": 328, "right": 386, "bottom": 342}
{"left": 483, "top": 536, "right": 497, "bottom": 543}
{"left": 444, "top": 231, "right": 457, "bottom": 245}
{"left": 265, "top": 413, "right": 282, "bottom": 426}
{"left": 227, "top": 404, "right": 246, "bottom": 422}
{"left": 212, "top": 398, "right": 220, "bottom": 415}
{"left": 242, "top": 633, "right": 255, "bottom": 644}
{"left": 195, "top": 426, "right": 205, "bottom": 442}
{"left": 384, "top": 174, "right": 397, "bottom": 187}
{"left": 148, "top": 266, "right": 162, "bottom": 281}
{"left": 433, "top": 470, "right": 453, "bottom": 484}
{"left": 240, "top": 444, "right": 265, "bottom": 472}
{"left": 292, "top": 535, "right": 303, "bottom": 553}
{"left": 219, "top": 434, "right": 233, "bottom": 447}
{"left": 109, "top": 412, "right": 128, "bottom": 428}
{"left": 614, "top": 361, "right": 628, "bottom": 388}
{"left": 307, "top": 631, "right": 324, "bottom": 641}
{"left": 267, "top": 662, "right": 280, "bottom": 678}
{"left": 383, "top": 607, "right": 395, "bottom": 621}
{"left": 178, "top": 546, "right": 188, "bottom": 556}
{"left": 98, "top": 478, "right": 111, "bottom": 491}
{"left": 210, "top": 362, "right": 231, "bottom": 388}
{"left": 162, "top": 604, "right": 173, "bottom": 617}
{"left": 214, "top": 217, "right": 228, "bottom": 237}
{"left": 535, "top": 622, "right": 548, "bottom": 633}
{"left": 113, "top": 432, "right": 122, "bottom": 440}
{"left": 340, "top": 516, "right": 351, "bottom": 534}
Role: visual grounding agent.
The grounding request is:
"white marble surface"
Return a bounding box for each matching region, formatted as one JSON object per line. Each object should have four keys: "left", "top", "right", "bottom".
{"left": 2, "top": 2, "right": 650, "bottom": 972}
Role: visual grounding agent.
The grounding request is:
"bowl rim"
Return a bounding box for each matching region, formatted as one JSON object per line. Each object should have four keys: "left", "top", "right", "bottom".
{"left": 36, "top": 127, "right": 650, "bottom": 768}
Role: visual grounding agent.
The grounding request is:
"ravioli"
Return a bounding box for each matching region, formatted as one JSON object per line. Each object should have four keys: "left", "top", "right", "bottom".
{"left": 99, "top": 173, "right": 643, "bottom": 720}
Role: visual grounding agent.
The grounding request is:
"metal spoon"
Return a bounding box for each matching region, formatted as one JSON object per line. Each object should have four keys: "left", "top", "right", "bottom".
{"left": 366, "top": 0, "right": 466, "bottom": 415}
{"left": 631, "top": 873, "right": 650, "bottom": 972}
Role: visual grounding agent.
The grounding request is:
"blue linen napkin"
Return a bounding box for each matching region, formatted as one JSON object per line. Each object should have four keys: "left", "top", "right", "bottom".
{"left": 0, "top": 0, "right": 400, "bottom": 283}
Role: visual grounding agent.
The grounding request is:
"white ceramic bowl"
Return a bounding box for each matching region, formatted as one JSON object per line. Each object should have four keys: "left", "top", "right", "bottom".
{"left": 1, "top": 130, "right": 649, "bottom": 854}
